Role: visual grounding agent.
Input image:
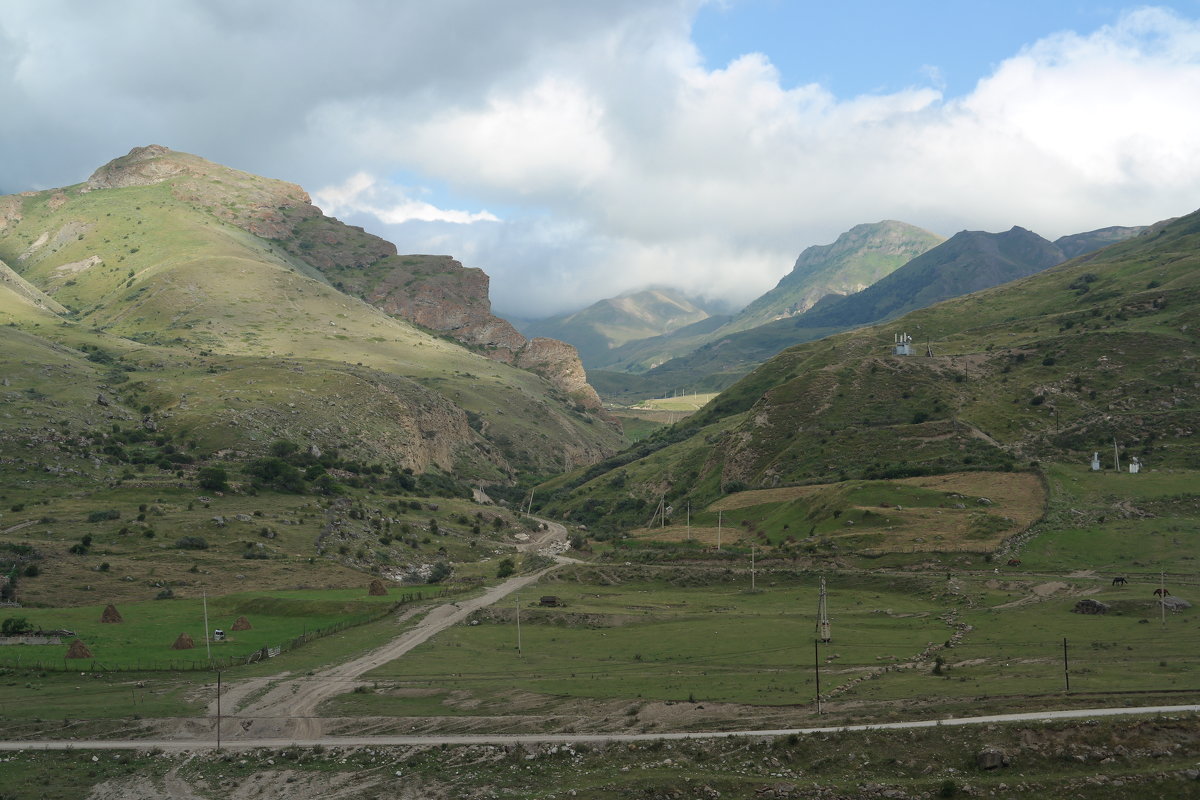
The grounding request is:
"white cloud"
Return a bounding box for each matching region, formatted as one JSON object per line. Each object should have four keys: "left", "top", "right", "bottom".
{"left": 3, "top": 3, "right": 1200, "bottom": 317}
{"left": 312, "top": 173, "right": 499, "bottom": 225}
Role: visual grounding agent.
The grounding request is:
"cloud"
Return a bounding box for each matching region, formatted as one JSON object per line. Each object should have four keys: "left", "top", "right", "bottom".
{"left": 2, "top": 3, "right": 1200, "bottom": 317}
{"left": 312, "top": 173, "right": 499, "bottom": 225}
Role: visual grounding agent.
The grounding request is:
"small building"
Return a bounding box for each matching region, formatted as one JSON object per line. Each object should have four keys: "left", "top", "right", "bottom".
{"left": 212, "top": 629, "right": 225, "bottom": 642}
{"left": 893, "top": 332, "right": 914, "bottom": 356}
{"left": 1129, "top": 456, "right": 1141, "bottom": 474}
{"left": 1090, "top": 452, "right": 1101, "bottom": 471}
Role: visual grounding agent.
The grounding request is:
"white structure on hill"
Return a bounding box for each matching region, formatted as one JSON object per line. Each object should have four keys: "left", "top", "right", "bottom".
{"left": 893, "top": 332, "right": 914, "bottom": 356}
{"left": 1129, "top": 456, "right": 1141, "bottom": 474}
{"left": 1091, "top": 452, "right": 1101, "bottom": 471}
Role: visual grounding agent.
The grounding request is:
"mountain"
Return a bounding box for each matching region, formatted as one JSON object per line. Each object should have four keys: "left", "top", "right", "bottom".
{"left": 796, "top": 226, "right": 1068, "bottom": 329}
{"left": 599, "top": 223, "right": 1144, "bottom": 402}
{"left": 1055, "top": 225, "right": 1149, "bottom": 259}
{"left": 522, "top": 288, "right": 714, "bottom": 368}
{"left": 0, "top": 146, "right": 622, "bottom": 494}
{"left": 539, "top": 209, "right": 1199, "bottom": 528}
{"left": 724, "top": 221, "right": 944, "bottom": 334}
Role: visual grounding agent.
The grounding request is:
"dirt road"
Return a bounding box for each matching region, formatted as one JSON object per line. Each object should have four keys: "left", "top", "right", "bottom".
{"left": 219, "top": 517, "right": 573, "bottom": 740}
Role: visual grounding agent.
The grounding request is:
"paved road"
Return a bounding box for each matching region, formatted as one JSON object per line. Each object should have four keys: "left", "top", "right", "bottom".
{"left": 1, "top": 704, "right": 1196, "bottom": 752}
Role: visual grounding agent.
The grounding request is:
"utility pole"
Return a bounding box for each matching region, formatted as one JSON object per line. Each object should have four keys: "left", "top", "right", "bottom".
{"left": 717, "top": 511, "right": 722, "bottom": 551}
{"left": 814, "top": 640, "right": 822, "bottom": 714}
{"left": 202, "top": 592, "right": 212, "bottom": 662}
{"left": 1161, "top": 571, "right": 1167, "bottom": 627}
{"left": 817, "top": 577, "right": 831, "bottom": 643}
{"left": 1113, "top": 437, "right": 1120, "bottom": 472}
{"left": 686, "top": 501, "right": 691, "bottom": 541}
{"left": 516, "top": 594, "right": 522, "bottom": 656}
{"left": 216, "top": 671, "right": 222, "bottom": 749}
{"left": 1062, "top": 638, "right": 1070, "bottom": 692}
{"left": 750, "top": 546, "right": 756, "bottom": 592}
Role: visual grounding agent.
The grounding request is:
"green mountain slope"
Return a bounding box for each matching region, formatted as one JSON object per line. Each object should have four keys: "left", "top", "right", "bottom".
{"left": 523, "top": 288, "right": 714, "bottom": 368}
{"left": 724, "top": 221, "right": 944, "bottom": 334}
{"left": 539, "top": 209, "right": 1200, "bottom": 530}
{"left": 0, "top": 147, "right": 622, "bottom": 494}
{"left": 602, "top": 224, "right": 1140, "bottom": 402}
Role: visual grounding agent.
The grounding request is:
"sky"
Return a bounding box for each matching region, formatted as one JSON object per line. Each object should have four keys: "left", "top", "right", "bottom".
{"left": 3, "top": 1, "right": 1200, "bottom": 318}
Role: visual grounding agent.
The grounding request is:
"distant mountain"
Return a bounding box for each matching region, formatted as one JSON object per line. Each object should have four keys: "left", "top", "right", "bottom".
{"left": 594, "top": 223, "right": 1144, "bottom": 402}
{"left": 1054, "top": 225, "right": 1149, "bottom": 259}
{"left": 725, "top": 221, "right": 944, "bottom": 334}
{"left": 796, "top": 226, "right": 1067, "bottom": 329}
{"left": 523, "top": 288, "right": 714, "bottom": 368}
{"left": 540, "top": 208, "right": 1199, "bottom": 530}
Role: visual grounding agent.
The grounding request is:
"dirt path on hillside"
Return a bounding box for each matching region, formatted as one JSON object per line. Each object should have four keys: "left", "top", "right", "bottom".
{"left": 208, "top": 518, "right": 574, "bottom": 741}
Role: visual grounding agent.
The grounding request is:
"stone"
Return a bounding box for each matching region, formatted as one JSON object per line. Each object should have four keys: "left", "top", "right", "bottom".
{"left": 1072, "top": 598, "right": 1109, "bottom": 614}
{"left": 976, "top": 747, "right": 1009, "bottom": 769}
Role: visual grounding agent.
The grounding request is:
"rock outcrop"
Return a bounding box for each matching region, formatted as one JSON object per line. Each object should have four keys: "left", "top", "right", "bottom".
{"left": 77, "top": 146, "right": 605, "bottom": 412}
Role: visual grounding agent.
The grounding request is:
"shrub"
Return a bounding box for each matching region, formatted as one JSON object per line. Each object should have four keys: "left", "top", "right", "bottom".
{"left": 496, "top": 558, "right": 515, "bottom": 578}
{"left": 196, "top": 466, "right": 229, "bottom": 492}
{"left": 427, "top": 561, "right": 452, "bottom": 584}
{"left": 1, "top": 617, "right": 33, "bottom": 636}
{"left": 175, "top": 536, "right": 209, "bottom": 550}
{"left": 87, "top": 509, "right": 120, "bottom": 523}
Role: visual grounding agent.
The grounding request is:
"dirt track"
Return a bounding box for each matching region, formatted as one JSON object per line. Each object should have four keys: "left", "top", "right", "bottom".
{"left": 210, "top": 518, "right": 574, "bottom": 741}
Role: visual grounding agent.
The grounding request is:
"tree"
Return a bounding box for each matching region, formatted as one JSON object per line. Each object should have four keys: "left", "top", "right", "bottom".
{"left": 496, "top": 558, "right": 515, "bottom": 578}
{"left": 427, "top": 561, "right": 452, "bottom": 584}
{"left": 197, "top": 466, "right": 229, "bottom": 492}
{"left": 1, "top": 617, "right": 33, "bottom": 636}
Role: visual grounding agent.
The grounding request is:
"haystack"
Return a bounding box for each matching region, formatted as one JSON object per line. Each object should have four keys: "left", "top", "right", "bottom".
{"left": 171, "top": 632, "right": 195, "bottom": 650}
{"left": 65, "top": 639, "right": 93, "bottom": 659}
{"left": 100, "top": 603, "right": 123, "bottom": 623}
{"left": 231, "top": 615, "right": 252, "bottom": 631}
{"left": 368, "top": 579, "right": 388, "bottom": 596}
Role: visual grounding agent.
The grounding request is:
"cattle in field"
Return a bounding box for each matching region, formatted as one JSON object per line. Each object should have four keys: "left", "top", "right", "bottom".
{"left": 1006, "top": 558, "right": 1022, "bottom": 567}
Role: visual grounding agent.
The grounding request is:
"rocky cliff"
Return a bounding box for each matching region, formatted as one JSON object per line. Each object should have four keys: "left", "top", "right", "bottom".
{"left": 80, "top": 147, "right": 606, "bottom": 410}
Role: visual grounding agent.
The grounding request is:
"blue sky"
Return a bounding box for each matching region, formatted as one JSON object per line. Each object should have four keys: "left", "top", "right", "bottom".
{"left": 693, "top": 1, "right": 1200, "bottom": 96}
{"left": 3, "top": 1, "right": 1200, "bottom": 316}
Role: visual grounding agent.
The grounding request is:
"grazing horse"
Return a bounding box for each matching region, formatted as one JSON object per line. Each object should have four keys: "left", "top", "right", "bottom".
{"left": 1006, "top": 558, "right": 1022, "bottom": 567}
{"left": 1112, "top": 576, "right": 1128, "bottom": 587}
{"left": 1154, "top": 587, "right": 1170, "bottom": 597}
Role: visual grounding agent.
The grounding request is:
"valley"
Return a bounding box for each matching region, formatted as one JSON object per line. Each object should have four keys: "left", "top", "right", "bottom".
{"left": 0, "top": 149, "right": 1197, "bottom": 799}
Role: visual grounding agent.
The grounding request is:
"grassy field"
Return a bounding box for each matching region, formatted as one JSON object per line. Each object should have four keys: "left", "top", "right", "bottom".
{"left": 633, "top": 393, "right": 718, "bottom": 412}
{"left": 353, "top": 571, "right": 947, "bottom": 708}
{"left": 0, "top": 588, "right": 404, "bottom": 671}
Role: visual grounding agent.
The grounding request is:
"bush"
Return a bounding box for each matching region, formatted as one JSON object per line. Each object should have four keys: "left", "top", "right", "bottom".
{"left": 196, "top": 466, "right": 229, "bottom": 492}
{"left": 23, "top": 564, "right": 39, "bottom": 578}
{"left": 175, "top": 536, "right": 209, "bottom": 550}
{"left": 427, "top": 561, "right": 452, "bottom": 584}
{"left": 87, "top": 509, "right": 120, "bottom": 523}
{"left": 1, "top": 617, "right": 33, "bottom": 636}
{"left": 155, "top": 588, "right": 174, "bottom": 600}
{"left": 496, "top": 558, "right": 515, "bottom": 578}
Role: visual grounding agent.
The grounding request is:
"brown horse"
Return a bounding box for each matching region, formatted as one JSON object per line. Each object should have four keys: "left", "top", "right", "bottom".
{"left": 1153, "top": 587, "right": 1170, "bottom": 597}
{"left": 1112, "top": 576, "right": 1128, "bottom": 586}
{"left": 1006, "top": 558, "right": 1022, "bottom": 567}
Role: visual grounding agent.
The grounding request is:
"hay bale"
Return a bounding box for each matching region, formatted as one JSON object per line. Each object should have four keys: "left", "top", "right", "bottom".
{"left": 368, "top": 579, "right": 388, "bottom": 596}
{"left": 231, "top": 616, "right": 252, "bottom": 631}
{"left": 171, "top": 632, "right": 195, "bottom": 650}
{"left": 65, "top": 639, "right": 93, "bottom": 659}
{"left": 100, "top": 603, "right": 123, "bottom": 623}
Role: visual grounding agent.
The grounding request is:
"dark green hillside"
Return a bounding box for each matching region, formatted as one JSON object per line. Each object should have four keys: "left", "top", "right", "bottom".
{"left": 601, "top": 223, "right": 1142, "bottom": 402}
{"left": 539, "top": 209, "right": 1200, "bottom": 532}
{"left": 724, "top": 220, "right": 944, "bottom": 334}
